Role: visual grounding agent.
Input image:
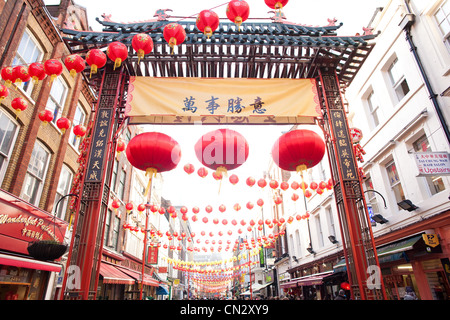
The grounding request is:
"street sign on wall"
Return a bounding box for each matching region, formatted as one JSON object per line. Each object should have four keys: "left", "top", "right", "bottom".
{"left": 413, "top": 152, "right": 450, "bottom": 176}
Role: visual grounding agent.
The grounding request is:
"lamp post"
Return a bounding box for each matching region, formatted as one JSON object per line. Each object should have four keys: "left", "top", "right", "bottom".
{"left": 140, "top": 178, "right": 153, "bottom": 300}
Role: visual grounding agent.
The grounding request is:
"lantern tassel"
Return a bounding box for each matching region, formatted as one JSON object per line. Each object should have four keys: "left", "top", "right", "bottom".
{"left": 216, "top": 166, "right": 228, "bottom": 195}
{"left": 145, "top": 167, "right": 158, "bottom": 197}
{"left": 296, "top": 164, "right": 307, "bottom": 194}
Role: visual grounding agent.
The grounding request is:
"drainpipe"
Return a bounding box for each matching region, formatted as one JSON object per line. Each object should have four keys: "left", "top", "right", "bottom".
{"left": 400, "top": 0, "right": 450, "bottom": 145}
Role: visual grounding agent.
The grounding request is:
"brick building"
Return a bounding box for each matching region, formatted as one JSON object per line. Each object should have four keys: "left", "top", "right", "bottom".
{"left": 0, "top": 0, "right": 95, "bottom": 300}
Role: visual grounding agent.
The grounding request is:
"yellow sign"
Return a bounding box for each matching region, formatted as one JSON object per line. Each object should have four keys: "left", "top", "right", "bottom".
{"left": 125, "top": 77, "right": 321, "bottom": 125}
{"left": 173, "top": 278, "right": 180, "bottom": 286}
{"left": 422, "top": 234, "right": 439, "bottom": 248}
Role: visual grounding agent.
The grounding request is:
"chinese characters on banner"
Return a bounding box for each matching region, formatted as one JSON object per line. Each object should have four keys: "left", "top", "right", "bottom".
{"left": 125, "top": 77, "right": 321, "bottom": 125}
{"left": 330, "top": 109, "right": 358, "bottom": 181}
{"left": 414, "top": 152, "right": 450, "bottom": 176}
{"left": 147, "top": 246, "right": 158, "bottom": 265}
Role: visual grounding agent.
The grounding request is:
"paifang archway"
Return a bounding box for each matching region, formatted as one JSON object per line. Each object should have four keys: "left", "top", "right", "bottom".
{"left": 60, "top": 11, "right": 386, "bottom": 300}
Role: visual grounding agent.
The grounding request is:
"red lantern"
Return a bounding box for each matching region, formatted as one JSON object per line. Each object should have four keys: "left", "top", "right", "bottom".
{"left": 202, "top": 217, "right": 208, "bottom": 224}
{"left": 194, "top": 129, "right": 249, "bottom": 177}
{"left": 257, "top": 199, "right": 264, "bottom": 207}
{"left": 257, "top": 178, "right": 267, "bottom": 188}
{"left": 310, "top": 181, "right": 318, "bottom": 190}
{"left": 213, "top": 171, "right": 223, "bottom": 180}
{"left": 280, "top": 181, "right": 289, "bottom": 191}
{"left": 291, "top": 193, "right": 299, "bottom": 201}
{"left": 246, "top": 176, "right": 255, "bottom": 187}
{"left": 64, "top": 54, "right": 85, "bottom": 77}
{"left": 197, "top": 167, "right": 208, "bottom": 178}
{"left": 341, "top": 282, "right": 351, "bottom": 291}
{"left": 233, "top": 203, "right": 241, "bottom": 212}
{"left": 1, "top": 67, "right": 14, "bottom": 87}
{"left": 125, "top": 202, "right": 133, "bottom": 213}
{"left": 184, "top": 163, "right": 195, "bottom": 174}
{"left": 38, "top": 109, "right": 54, "bottom": 125}
{"left": 205, "top": 205, "right": 213, "bottom": 213}
{"left": 112, "top": 199, "right": 120, "bottom": 213}
{"left": 73, "top": 124, "right": 87, "bottom": 138}
{"left": 272, "top": 130, "right": 325, "bottom": 174}
{"left": 132, "top": 33, "right": 154, "bottom": 62}
{"left": 28, "top": 62, "right": 46, "bottom": 84}
{"left": 319, "top": 181, "right": 327, "bottom": 190}
{"left": 180, "top": 206, "right": 188, "bottom": 214}
{"left": 304, "top": 189, "right": 312, "bottom": 198}
{"left": 126, "top": 132, "right": 181, "bottom": 196}
{"left": 274, "top": 196, "right": 282, "bottom": 205}
{"left": 246, "top": 202, "right": 254, "bottom": 210}
{"left": 12, "top": 66, "right": 31, "bottom": 85}
{"left": 229, "top": 174, "right": 239, "bottom": 185}
{"left": 269, "top": 180, "right": 279, "bottom": 189}
{"left": 219, "top": 204, "right": 226, "bottom": 213}
{"left": 44, "top": 59, "right": 63, "bottom": 82}
{"left": 107, "top": 42, "right": 128, "bottom": 70}
{"left": 196, "top": 10, "right": 220, "bottom": 38}
{"left": 264, "top": 0, "right": 289, "bottom": 10}
{"left": 56, "top": 117, "right": 71, "bottom": 133}
{"left": 163, "top": 23, "right": 186, "bottom": 54}
{"left": 137, "top": 203, "right": 146, "bottom": 213}
{"left": 226, "top": 0, "right": 250, "bottom": 30}
{"left": 116, "top": 140, "right": 126, "bottom": 154}
{"left": 316, "top": 188, "right": 324, "bottom": 195}
{"left": 86, "top": 49, "right": 107, "bottom": 76}
{"left": 0, "top": 84, "right": 9, "bottom": 103}
{"left": 192, "top": 207, "right": 200, "bottom": 214}
{"left": 11, "top": 97, "right": 27, "bottom": 117}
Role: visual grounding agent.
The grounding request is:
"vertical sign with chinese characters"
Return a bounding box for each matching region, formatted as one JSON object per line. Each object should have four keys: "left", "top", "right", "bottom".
{"left": 330, "top": 109, "right": 359, "bottom": 181}
{"left": 85, "top": 108, "right": 113, "bottom": 182}
{"left": 147, "top": 246, "right": 158, "bottom": 265}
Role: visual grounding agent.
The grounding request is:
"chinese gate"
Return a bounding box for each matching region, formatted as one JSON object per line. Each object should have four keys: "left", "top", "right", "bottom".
{"left": 60, "top": 10, "right": 386, "bottom": 300}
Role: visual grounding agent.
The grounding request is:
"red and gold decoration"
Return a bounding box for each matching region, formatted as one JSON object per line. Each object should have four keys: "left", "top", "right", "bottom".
{"left": 0, "top": 84, "right": 9, "bottom": 102}
{"left": 107, "top": 41, "right": 128, "bottom": 70}
{"left": 56, "top": 116, "right": 71, "bottom": 133}
{"left": 116, "top": 139, "right": 126, "bottom": 154}
{"left": 73, "top": 124, "right": 87, "bottom": 138}
{"left": 226, "top": 0, "right": 250, "bottom": 30}
{"left": 264, "top": 0, "right": 289, "bottom": 11}
{"left": 12, "top": 66, "right": 31, "bottom": 86}
{"left": 38, "top": 109, "right": 54, "bottom": 125}
{"left": 11, "top": 97, "right": 27, "bottom": 117}
{"left": 44, "top": 59, "right": 63, "bottom": 82}
{"left": 196, "top": 10, "right": 220, "bottom": 38}
{"left": 194, "top": 128, "right": 249, "bottom": 177}
{"left": 126, "top": 132, "right": 181, "bottom": 196}
{"left": 163, "top": 23, "right": 186, "bottom": 54}
{"left": 1, "top": 67, "right": 14, "bottom": 87}
{"left": 131, "top": 33, "right": 154, "bottom": 63}
{"left": 85, "top": 49, "right": 107, "bottom": 76}
{"left": 64, "top": 54, "right": 86, "bottom": 77}
{"left": 28, "top": 62, "right": 47, "bottom": 83}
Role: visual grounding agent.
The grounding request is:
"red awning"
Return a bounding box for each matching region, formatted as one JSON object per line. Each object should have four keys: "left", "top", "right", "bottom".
{"left": 296, "top": 272, "right": 334, "bottom": 286}
{"left": 99, "top": 262, "right": 135, "bottom": 285}
{"left": 280, "top": 279, "right": 299, "bottom": 288}
{"left": 0, "top": 253, "right": 62, "bottom": 272}
{"left": 117, "top": 266, "right": 160, "bottom": 287}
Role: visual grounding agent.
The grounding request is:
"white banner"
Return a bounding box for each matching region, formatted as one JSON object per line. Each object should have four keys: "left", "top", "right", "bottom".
{"left": 414, "top": 152, "right": 450, "bottom": 176}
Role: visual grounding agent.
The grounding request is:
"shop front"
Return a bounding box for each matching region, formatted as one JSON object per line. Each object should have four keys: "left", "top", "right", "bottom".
{"left": 0, "top": 190, "right": 68, "bottom": 300}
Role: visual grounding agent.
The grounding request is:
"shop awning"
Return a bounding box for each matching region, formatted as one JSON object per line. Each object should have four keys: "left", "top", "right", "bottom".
{"left": 240, "top": 282, "right": 273, "bottom": 295}
{"left": 377, "top": 235, "right": 423, "bottom": 257}
{"left": 296, "top": 272, "right": 333, "bottom": 286}
{"left": 99, "top": 262, "right": 135, "bottom": 285}
{"left": 280, "top": 279, "right": 299, "bottom": 289}
{"left": 0, "top": 253, "right": 62, "bottom": 272}
{"left": 117, "top": 266, "right": 160, "bottom": 287}
{"left": 156, "top": 285, "right": 169, "bottom": 295}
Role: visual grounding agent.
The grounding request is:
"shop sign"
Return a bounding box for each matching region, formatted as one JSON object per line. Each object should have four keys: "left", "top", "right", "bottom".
{"left": 0, "top": 210, "right": 66, "bottom": 244}
{"left": 422, "top": 234, "right": 439, "bottom": 248}
{"left": 147, "top": 246, "right": 158, "bottom": 265}
{"left": 414, "top": 152, "right": 450, "bottom": 176}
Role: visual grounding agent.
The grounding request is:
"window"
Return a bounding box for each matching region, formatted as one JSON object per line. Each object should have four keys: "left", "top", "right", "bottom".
{"left": 364, "top": 176, "right": 380, "bottom": 215}
{"left": 53, "top": 165, "right": 73, "bottom": 220}
{"left": 21, "top": 142, "right": 50, "bottom": 206}
{"left": 325, "top": 206, "right": 336, "bottom": 238}
{"left": 366, "top": 90, "right": 380, "bottom": 129}
{"left": 434, "top": 0, "right": 450, "bottom": 51}
{"left": 0, "top": 110, "right": 19, "bottom": 184}
{"left": 104, "top": 209, "right": 111, "bottom": 246}
{"left": 69, "top": 105, "right": 86, "bottom": 150}
{"left": 386, "top": 160, "right": 405, "bottom": 207}
{"left": 47, "top": 77, "right": 68, "bottom": 124}
{"left": 315, "top": 215, "right": 324, "bottom": 248}
{"left": 111, "top": 216, "right": 120, "bottom": 251}
{"left": 388, "top": 58, "right": 410, "bottom": 101}
{"left": 12, "top": 29, "right": 44, "bottom": 95}
{"left": 413, "top": 134, "right": 445, "bottom": 195}
{"left": 294, "top": 229, "right": 301, "bottom": 257}
{"left": 110, "top": 159, "right": 118, "bottom": 193}
{"left": 117, "top": 168, "right": 126, "bottom": 199}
